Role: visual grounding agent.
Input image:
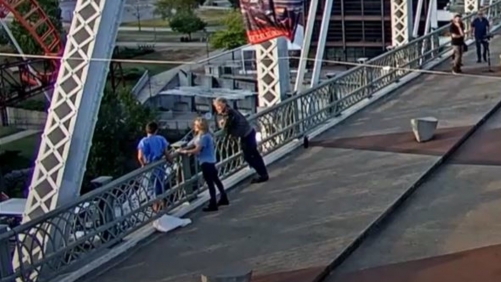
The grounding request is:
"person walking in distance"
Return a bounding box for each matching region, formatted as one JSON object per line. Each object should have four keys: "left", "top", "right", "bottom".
{"left": 178, "top": 117, "right": 229, "bottom": 212}
{"left": 213, "top": 97, "right": 269, "bottom": 183}
{"left": 471, "top": 10, "right": 490, "bottom": 63}
{"left": 450, "top": 14, "right": 465, "bottom": 74}
{"left": 137, "top": 122, "right": 173, "bottom": 212}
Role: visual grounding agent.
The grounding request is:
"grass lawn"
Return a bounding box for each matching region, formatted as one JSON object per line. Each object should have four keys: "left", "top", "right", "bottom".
{"left": 121, "top": 9, "right": 229, "bottom": 28}
{"left": 121, "top": 47, "right": 213, "bottom": 76}
{"left": 0, "top": 127, "right": 23, "bottom": 138}
{"left": 0, "top": 133, "right": 40, "bottom": 171}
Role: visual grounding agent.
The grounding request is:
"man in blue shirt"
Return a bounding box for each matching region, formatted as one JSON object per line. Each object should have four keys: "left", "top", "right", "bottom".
{"left": 471, "top": 11, "right": 490, "bottom": 63}
{"left": 137, "top": 122, "right": 172, "bottom": 211}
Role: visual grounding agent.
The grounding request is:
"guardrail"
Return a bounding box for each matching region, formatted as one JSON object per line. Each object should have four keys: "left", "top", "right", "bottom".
{"left": 1, "top": 2, "right": 500, "bottom": 281}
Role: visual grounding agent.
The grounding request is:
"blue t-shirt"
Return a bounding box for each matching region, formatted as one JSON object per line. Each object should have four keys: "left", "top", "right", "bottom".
{"left": 472, "top": 17, "right": 489, "bottom": 39}
{"left": 137, "top": 135, "right": 169, "bottom": 164}
{"left": 193, "top": 133, "right": 217, "bottom": 164}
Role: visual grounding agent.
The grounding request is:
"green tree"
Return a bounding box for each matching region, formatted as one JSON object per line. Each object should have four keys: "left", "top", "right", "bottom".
{"left": 209, "top": 10, "right": 247, "bottom": 49}
{"left": 154, "top": 0, "right": 199, "bottom": 20}
{"left": 9, "top": 0, "right": 63, "bottom": 54}
{"left": 169, "top": 11, "right": 207, "bottom": 40}
{"left": 83, "top": 87, "right": 156, "bottom": 193}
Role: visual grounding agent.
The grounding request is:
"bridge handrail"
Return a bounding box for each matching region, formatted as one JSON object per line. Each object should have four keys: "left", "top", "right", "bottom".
{"left": 1, "top": 3, "right": 500, "bottom": 281}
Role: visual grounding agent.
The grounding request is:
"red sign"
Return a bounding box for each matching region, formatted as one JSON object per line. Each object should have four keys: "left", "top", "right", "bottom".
{"left": 239, "top": 0, "right": 290, "bottom": 44}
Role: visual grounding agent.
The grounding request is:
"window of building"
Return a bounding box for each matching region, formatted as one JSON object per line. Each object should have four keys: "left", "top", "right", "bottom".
{"left": 343, "top": 0, "right": 362, "bottom": 16}
{"left": 345, "top": 47, "right": 365, "bottom": 62}
{"left": 332, "top": 0, "right": 342, "bottom": 15}
{"left": 363, "top": 0, "right": 382, "bottom": 16}
{"left": 311, "top": 20, "right": 322, "bottom": 41}
{"left": 364, "top": 21, "right": 384, "bottom": 42}
{"left": 383, "top": 20, "right": 392, "bottom": 45}
{"left": 382, "top": 0, "right": 391, "bottom": 16}
{"left": 325, "top": 47, "right": 345, "bottom": 64}
{"left": 365, "top": 47, "right": 385, "bottom": 58}
{"left": 327, "top": 21, "right": 343, "bottom": 41}
{"left": 345, "top": 21, "right": 363, "bottom": 41}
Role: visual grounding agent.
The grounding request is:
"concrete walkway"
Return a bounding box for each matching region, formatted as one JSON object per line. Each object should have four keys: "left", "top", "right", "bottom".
{"left": 87, "top": 39, "right": 501, "bottom": 282}
{"left": 0, "top": 130, "right": 39, "bottom": 146}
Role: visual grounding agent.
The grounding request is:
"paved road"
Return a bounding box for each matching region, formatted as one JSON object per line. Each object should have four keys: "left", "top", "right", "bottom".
{"left": 115, "top": 41, "right": 208, "bottom": 48}
{"left": 324, "top": 42, "right": 501, "bottom": 282}
{"left": 81, "top": 39, "right": 501, "bottom": 282}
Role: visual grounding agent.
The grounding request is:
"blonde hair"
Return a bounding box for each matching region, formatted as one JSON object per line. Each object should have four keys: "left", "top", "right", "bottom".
{"left": 193, "top": 117, "right": 209, "bottom": 134}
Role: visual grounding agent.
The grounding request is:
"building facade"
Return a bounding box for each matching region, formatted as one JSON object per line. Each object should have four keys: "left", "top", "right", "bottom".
{"left": 305, "top": 0, "right": 449, "bottom": 63}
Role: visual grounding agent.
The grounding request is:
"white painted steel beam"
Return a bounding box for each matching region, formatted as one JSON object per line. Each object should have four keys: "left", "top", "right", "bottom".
{"left": 256, "top": 38, "right": 290, "bottom": 108}
{"left": 391, "top": 0, "right": 414, "bottom": 46}
{"left": 24, "top": 0, "right": 125, "bottom": 222}
{"left": 311, "top": 0, "right": 334, "bottom": 86}
{"left": 294, "top": 0, "right": 319, "bottom": 92}
{"left": 465, "top": 0, "right": 479, "bottom": 13}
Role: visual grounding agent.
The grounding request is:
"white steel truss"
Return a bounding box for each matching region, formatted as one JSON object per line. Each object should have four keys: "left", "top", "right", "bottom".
{"left": 391, "top": 0, "right": 414, "bottom": 46}
{"left": 23, "top": 0, "right": 125, "bottom": 221}
{"left": 311, "top": 0, "right": 334, "bottom": 86}
{"left": 15, "top": 0, "right": 125, "bottom": 278}
{"left": 294, "top": 0, "right": 319, "bottom": 92}
{"left": 255, "top": 38, "right": 290, "bottom": 108}
{"left": 465, "top": 0, "right": 479, "bottom": 13}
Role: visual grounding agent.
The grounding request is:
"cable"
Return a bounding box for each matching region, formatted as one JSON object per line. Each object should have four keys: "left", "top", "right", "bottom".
{"left": 0, "top": 50, "right": 499, "bottom": 81}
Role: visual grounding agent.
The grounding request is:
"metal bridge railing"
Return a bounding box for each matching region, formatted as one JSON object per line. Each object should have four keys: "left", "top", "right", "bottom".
{"left": 1, "top": 2, "right": 501, "bottom": 281}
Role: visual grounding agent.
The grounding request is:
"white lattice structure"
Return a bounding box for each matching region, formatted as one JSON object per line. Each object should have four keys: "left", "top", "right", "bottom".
{"left": 255, "top": 38, "right": 290, "bottom": 108}
{"left": 391, "top": 0, "right": 414, "bottom": 46}
{"left": 465, "top": 0, "right": 479, "bottom": 13}
{"left": 23, "top": 0, "right": 125, "bottom": 222}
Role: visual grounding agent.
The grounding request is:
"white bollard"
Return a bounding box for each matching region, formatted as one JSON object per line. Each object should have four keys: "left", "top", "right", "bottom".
{"left": 411, "top": 117, "right": 438, "bottom": 142}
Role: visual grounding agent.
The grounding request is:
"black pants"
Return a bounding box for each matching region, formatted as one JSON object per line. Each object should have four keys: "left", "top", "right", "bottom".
{"left": 201, "top": 162, "right": 225, "bottom": 204}
{"left": 240, "top": 129, "right": 268, "bottom": 177}
{"left": 475, "top": 39, "right": 488, "bottom": 61}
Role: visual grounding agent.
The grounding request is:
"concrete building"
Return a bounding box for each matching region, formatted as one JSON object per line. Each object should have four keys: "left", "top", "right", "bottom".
{"left": 305, "top": 0, "right": 451, "bottom": 62}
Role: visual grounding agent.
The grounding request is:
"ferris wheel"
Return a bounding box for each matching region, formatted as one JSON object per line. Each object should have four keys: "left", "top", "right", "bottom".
{"left": 0, "top": 0, "right": 123, "bottom": 124}
{"left": 0, "top": 0, "right": 61, "bottom": 111}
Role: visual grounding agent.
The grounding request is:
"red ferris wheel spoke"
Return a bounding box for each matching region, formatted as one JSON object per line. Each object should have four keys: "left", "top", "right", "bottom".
{"left": 0, "top": 0, "right": 61, "bottom": 83}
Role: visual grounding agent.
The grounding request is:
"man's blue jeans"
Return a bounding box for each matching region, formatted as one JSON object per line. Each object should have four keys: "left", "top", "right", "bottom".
{"left": 475, "top": 38, "right": 488, "bottom": 62}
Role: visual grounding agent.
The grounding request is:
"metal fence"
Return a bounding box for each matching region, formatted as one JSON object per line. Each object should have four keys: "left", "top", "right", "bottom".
{"left": 1, "top": 3, "right": 501, "bottom": 281}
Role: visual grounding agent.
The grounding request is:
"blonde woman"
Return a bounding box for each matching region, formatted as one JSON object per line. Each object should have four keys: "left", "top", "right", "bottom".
{"left": 178, "top": 117, "right": 229, "bottom": 212}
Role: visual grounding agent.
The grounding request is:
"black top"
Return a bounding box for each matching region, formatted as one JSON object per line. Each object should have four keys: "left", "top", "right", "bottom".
{"left": 219, "top": 107, "right": 253, "bottom": 138}
{"left": 450, "top": 23, "right": 464, "bottom": 46}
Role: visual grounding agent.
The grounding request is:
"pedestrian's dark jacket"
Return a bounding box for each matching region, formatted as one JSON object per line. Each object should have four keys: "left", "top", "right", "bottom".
{"left": 219, "top": 107, "right": 252, "bottom": 138}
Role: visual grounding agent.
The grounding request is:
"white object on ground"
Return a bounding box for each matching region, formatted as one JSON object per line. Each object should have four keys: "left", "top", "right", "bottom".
{"left": 411, "top": 117, "right": 438, "bottom": 142}
{"left": 153, "top": 215, "right": 192, "bottom": 233}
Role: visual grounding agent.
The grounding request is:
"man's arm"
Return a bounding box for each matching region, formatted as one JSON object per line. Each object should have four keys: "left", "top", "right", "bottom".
{"left": 220, "top": 109, "right": 236, "bottom": 132}
{"left": 162, "top": 138, "right": 174, "bottom": 163}
{"left": 137, "top": 139, "right": 146, "bottom": 167}
{"left": 137, "top": 150, "right": 146, "bottom": 167}
{"left": 449, "top": 25, "right": 456, "bottom": 37}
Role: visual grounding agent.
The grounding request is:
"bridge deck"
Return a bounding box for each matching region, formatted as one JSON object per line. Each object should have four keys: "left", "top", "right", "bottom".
{"left": 90, "top": 40, "right": 501, "bottom": 282}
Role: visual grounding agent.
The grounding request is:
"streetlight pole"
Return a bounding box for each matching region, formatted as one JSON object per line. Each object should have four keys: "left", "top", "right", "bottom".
{"left": 135, "top": 0, "right": 142, "bottom": 31}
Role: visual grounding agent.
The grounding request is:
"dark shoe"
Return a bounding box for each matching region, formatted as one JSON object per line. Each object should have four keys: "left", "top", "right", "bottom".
{"left": 251, "top": 175, "right": 269, "bottom": 184}
{"left": 203, "top": 203, "right": 218, "bottom": 212}
{"left": 217, "top": 196, "right": 229, "bottom": 206}
{"left": 477, "top": 60, "right": 482, "bottom": 63}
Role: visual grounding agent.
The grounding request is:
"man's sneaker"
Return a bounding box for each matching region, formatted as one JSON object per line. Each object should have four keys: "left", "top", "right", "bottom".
{"left": 477, "top": 60, "right": 482, "bottom": 63}
{"left": 251, "top": 175, "right": 269, "bottom": 184}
